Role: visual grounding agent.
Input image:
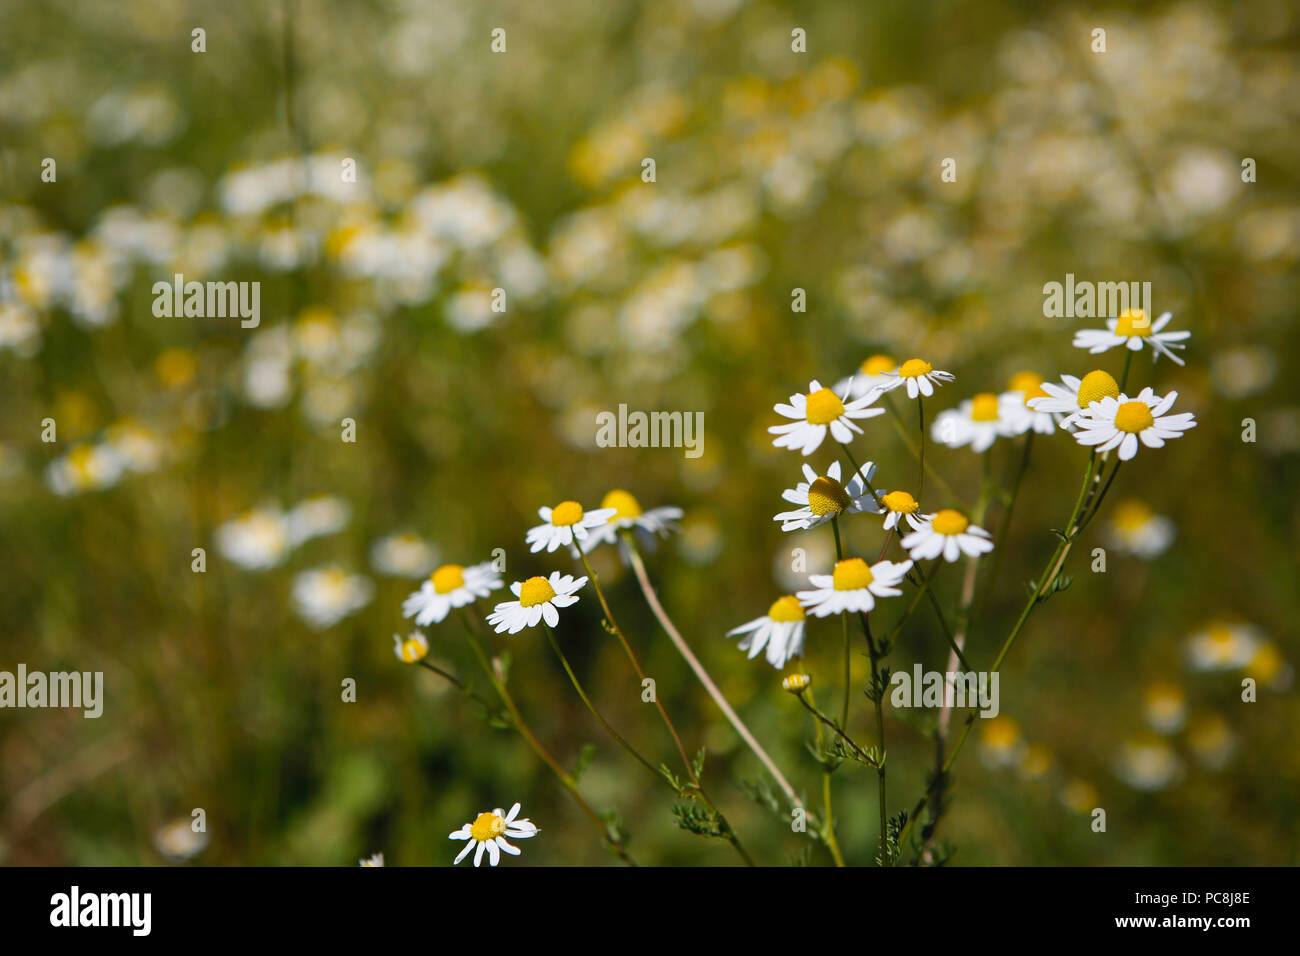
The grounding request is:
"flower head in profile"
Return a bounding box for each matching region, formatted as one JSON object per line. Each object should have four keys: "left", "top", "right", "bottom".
{"left": 878, "top": 489, "right": 932, "bottom": 532}
{"left": 1000, "top": 372, "right": 1058, "bottom": 436}
{"left": 835, "top": 354, "right": 897, "bottom": 400}
{"left": 393, "top": 631, "right": 429, "bottom": 663}
{"left": 782, "top": 673, "right": 811, "bottom": 693}
{"left": 403, "top": 561, "right": 503, "bottom": 626}
{"left": 931, "top": 392, "right": 1016, "bottom": 452}
{"left": 727, "top": 595, "right": 807, "bottom": 668}
{"left": 1073, "top": 310, "right": 1190, "bottom": 365}
{"left": 773, "top": 460, "right": 882, "bottom": 531}
{"left": 216, "top": 506, "right": 290, "bottom": 570}
{"left": 901, "top": 509, "right": 993, "bottom": 563}
{"left": 1028, "top": 370, "right": 1120, "bottom": 430}
{"left": 797, "top": 557, "right": 914, "bottom": 617}
{"left": 1071, "top": 388, "right": 1197, "bottom": 461}
{"left": 359, "top": 853, "right": 384, "bottom": 867}
{"left": 487, "top": 572, "right": 587, "bottom": 634}
{"left": 1115, "top": 738, "right": 1183, "bottom": 792}
{"left": 769, "top": 379, "right": 885, "bottom": 456}
{"left": 1104, "top": 499, "right": 1175, "bottom": 558}
{"left": 526, "top": 500, "right": 617, "bottom": 553}
{"left": 45, "top": 443, "right": 125, "bottom": 497}
{"left": 868, "top": 358, "right": 955, "bottom": 401}
{"left": 449, "top": 802, "right": 538, "bottom": 867}
{"left": 580, "top": 489, "right": 682, "bottom": 553}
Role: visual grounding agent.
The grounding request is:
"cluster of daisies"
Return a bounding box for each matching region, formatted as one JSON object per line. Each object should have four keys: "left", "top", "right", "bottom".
{"left": 732, "top": 310, "right": 1197, "bottom": 674}
{"left": 389, "top": 489, "right": 681, "bottom": 865}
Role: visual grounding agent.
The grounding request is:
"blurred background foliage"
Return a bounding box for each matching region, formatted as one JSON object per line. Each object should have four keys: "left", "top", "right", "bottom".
{"left": 1, "top": 0, "right": 1297, "bottom": 865}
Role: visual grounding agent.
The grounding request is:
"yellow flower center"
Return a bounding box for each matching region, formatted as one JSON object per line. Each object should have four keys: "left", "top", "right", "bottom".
{"left": 600, "top": 489, "right": 642, "bottom": 520}
{"left": 970, "top": 393, "right": 1000, "bottom": 422}
{"left": 1114, "top": 309, "right": 1151, "bottom": 337}
{"left": 782, "top": 673, "right": 811, "bottom": 692}
{"left": 1114, "top": 401, "right": 1154, "bottom": 433}
{"left": 982, "top": 716, "right": 1020, "bottom": 748}
{"left": 1111, "top": 499, "right": 1153, "bottom": 531}
{"left": 832, "top": 558, "right": 873, "bottom": 591}
{"left": 470, "top": 812, "right": 506, "bottom": 842}
{"left": 767, "top": 595, "right": 805, "bottom": 622}
{"left": 1206, "top": 626, "right": 1235, "bottom": 649}
{"left": 861, "top": 354, "right": 895, "bottom": 376}
{"left": 881, "top": 490, "right": 919, "bottom": 514}
{"left": 1076, "top": 369, "right": 1120, "bottom": 409}
{"left": 400, "top": 638, "right": 427, "bottom": 662}
{"left": 1008, "top": 371, "right": 1047, "bottom": 405}
{"left": 431, "top": 564, "right": 466, "bottom": 594}
{"left": 804, "top": 387, "right": 845, "bottom": 425}
{"left": 931, "top": 509, "right": 969, "bottom": 536}
{"left": 807, "top": 475, "right": 852, "bottom": 516}
{"left": 68, "top": 446, "right": 97, "bottom": 480}
{"left": 551, "top": 500, "right": 585, "bottom": 526}
{"left": 519, "top": 576, "right": 557, "bottom": 608}
{"left": 898, "top": 358, "right": 932, "bottom": 379}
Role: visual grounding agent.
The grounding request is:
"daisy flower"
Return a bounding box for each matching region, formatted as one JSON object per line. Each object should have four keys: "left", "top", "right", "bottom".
{"left": 834, "top": 354, "right": 897, "bottom": 400}
{"left": 1000, "top": 372, "right": 1058, "bottom": 436}
{"left": 487, "top": 572, "right": 587, "bottom": 634}
{"left": 449, "top": 802, "right": 538, "bottom": 867}
{"left": 1114, "top": 738, "right": 1183, "bottom": 792}
{"left": 867, "top": 358, "right": 955, "bottom": 401}
{"left": 402, "top": 561, "right": 503, "bottom": 626}
{"left": 727, "top": 595, "right": 807, "bottom": 668}
{"left": 878, "top": 489, "right": 933, "bottom": 532}
{"left": 797, "top": 557, "right": 914, "bottom": 617}
{"left": 1247, "top": 642, "right": 1293, "bottom": 691}
{"left": 393, "top": 631, "right": 429, "bottom": 663}
{"left": 931, "top": 393, "right": 1016, "bottom": 452}
{"left": 1186, "top": 622, "right": 1260, "bottom": 672}
{"left": 291, "top": 566, "right": 374, "bottom": 630}
{"left": 769, "top": 379, "right": 885, "bottom": 456}
{"left": 1187, "top": 713, "right": 1235, "bottom": 769}
{"left": 782, "top": 673, "right": 811, "bottom": 693}
{"left": 1142, "top": 682, "right": 1187, "bottom": 734}
{"left": 1105, "top": 499, "right": 1175, "bottom": 558}
{"left": 1072, "top": 309, "right": 1190, "bottom": 365}
{"left": 370, "top": 531, "right": 438, "bottom": 578}
{"left": 901, "top": 509, "right": 993, "bottom": 563}
{"left": 1071, "top": 388, "right": 1197, "bottom": 461}
{"left": 525, "top": 500, "right": 617, "bottom": 554}
{"left": 580, "top": 489, "right": 682, "bottom": 552}
{"left": 359, "top": 853, "right": 384, "bottom": 867}
{"left": 46, "top": 443, "right": 125, "bottom": 497}
{"left": 216, "top": 506, "right": 291, "bottom": 570}
{"left": 979, "top": 716, "right": 1025, "bottom": 769}
{"left": 773, "top": 460, "right": 882, "bottom": 531}
{"left": 1027, "top": 370, "right": 1120, "bottom": 430}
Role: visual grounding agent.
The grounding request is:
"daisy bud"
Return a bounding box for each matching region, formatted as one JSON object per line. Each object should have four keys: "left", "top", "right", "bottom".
{"left": 782, "top": 673, "right": 811, "bottom": 693}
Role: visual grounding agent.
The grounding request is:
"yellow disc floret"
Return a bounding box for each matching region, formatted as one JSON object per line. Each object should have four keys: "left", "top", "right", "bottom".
{"left": 861, "top": 354, "right": 896, "bottom": 376}
{"left": 550, "top": 500, "right": 585, "bottom": 526}
{"left": 767, "top": 595, "right": 806, "bottom": 622}
{"left": 970, "top": 393, "right": 1001, "bottom": 422}
{"left": 1008, "top": 371, "right": 1047, "bottom": 405}
{"left": 881, "top": 490, "right": 919, "bottom": 514}
{"left": 931, "top": 509, "right": 969, "bottom": 536}
{"left": 832, "top": 557, "right": 874, "bottom": 591}
{"left": 782, "top": 673, "right": 811, "bottom": 692}
{"left": 807, "top": 475, "right": 852, "bottom": 516}
{"left": 804, "top": 387, "right": 846, "bottom": 425}
{"left": 600, "top": 489, "right": 642, "bottom": 520}
{"left": 1114, "top": 309, "right": 1151, "bottom": 337}
{"left": 519, "top": 576, "right": 558, "bottom": 608}
{"left": 470, "top": 811, "right": 507, "bottom": 842}
{"left": 899, "top": 358, "right": 932, "bottom": 378}
{"left": 1111, "top": 499, "right": 1153, "bottom": 531}
{"left": 1114, "top": 401, "right": 1155, "bottom": 433}
{"left": 1076, "top": 370, "right": 1120, "bottom": 409}
{"left": 431, "top": 564, "right": 466, "bottom": 594}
